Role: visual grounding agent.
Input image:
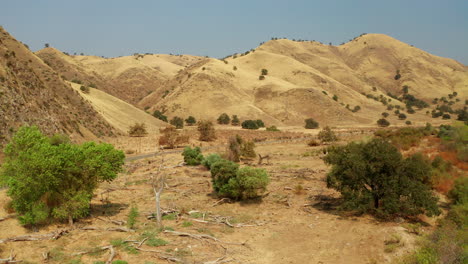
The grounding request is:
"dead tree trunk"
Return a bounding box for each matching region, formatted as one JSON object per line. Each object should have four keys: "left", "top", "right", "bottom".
{"left": 258, "top": 154, "right": 270, "bottom": 165}
{"left": 150, "top": 153, "right": 166, "bottom": 228}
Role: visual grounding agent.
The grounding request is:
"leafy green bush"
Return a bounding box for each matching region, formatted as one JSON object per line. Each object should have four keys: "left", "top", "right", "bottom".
{"left": 231, "top": 115, "right": 240, "bottom": 126}
{"left": 223, "top": 167, "right": 270, "bottom": 200}
{"left": 0, "top": 126, "right": 124, "bottom": 225}
{"left": 377, "top": 118, "right": 390, "bottom": 127}
{"left": 80, "top": 85, "right": 90, "bottom": 93}
{"left": 182, "top": 147, "right": 204, "bottom": 166}
{"left": 449, "top": 177, "right": 468, "bottom": 205}
{"left": 185, "top": 116, "right": 196, "bottom": 126}
{"left": 170, "top": 116, "right": 184, "bottom": 129}
{"left": 217, "top": 113, "right": 230, "bottom": 124}
{"left": 304, "top": 118, "right": 319, "bottom": 129}
{"left": 153, "top": 110, "right": 168, "bottom": 122}
{"left": 202, "top": 153, "right": 222, "bottom": 169}
{"left": 261, "top": 69, "right": 268, "bottom": 75}
{"left": 255, "top": 119, "right": 265, "bottom": 128}
{"left": 324, "top": 138, "right": 440, "bottom": 217}
{"left": 210, "top": 159, "right": 239, "bottom": 193}
{"left": 398, "top": 113, "right": 407, "bottom": 120}
{"left": 241, "top": 120, "right": 259, "bottom": 130}
{"left": 318, "top": 126, "right": 337, "bottom": 142}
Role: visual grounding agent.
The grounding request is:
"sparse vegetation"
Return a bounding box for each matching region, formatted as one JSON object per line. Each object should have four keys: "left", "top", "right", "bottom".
{"left": 127, "top": 205, "right": 139, "bottom": 229}
{"left": 170, "top": 116, "right": 184, "bottom": 129}
{"left": 185, "top": 116, "right": 196, "bottom": 126}
{"left": 317, "top": 126, "right": 338, "bottom": 143}
{"left": 128, "top": 122, "right": 148, "bottom": 137}
{"left": 198, "top": 120, "right": 216, "bottom": 141}
{"left": 304, "top": 118, "right": 319, "bottom": 129}
{"left": 266, "top": 125, "right": 280, "bottom": 131}
{"left": 80, "top": 85, "right": 90, "bottom": 93}
{"left": 159, "top": 126, "right": 189, "bottom": 149}
{"left": 231, "top": 115, "right": 240, "bottom": 126}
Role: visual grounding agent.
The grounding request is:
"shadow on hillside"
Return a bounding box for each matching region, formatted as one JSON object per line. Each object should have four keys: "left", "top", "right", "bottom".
{"left": 310, "top": 194, "right": 344, "bottom": 215}
{"left": 90, "top": 202, "right": 128, "bottom": 217}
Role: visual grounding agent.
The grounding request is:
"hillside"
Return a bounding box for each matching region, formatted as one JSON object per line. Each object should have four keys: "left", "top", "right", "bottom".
{"left": 36, "top": 48, "right": 205, "bottom": 105}
{"left": 0, "top": 26, "right": 116, "bottom": 145}
{"left": 35, "top": 33, "right": 468, "bottom": 127}
{"left": 139, "top": 34, "right": 467, "bottom": 126}
{"left": 69, "top": 82, "right": 167, "bottom": 134}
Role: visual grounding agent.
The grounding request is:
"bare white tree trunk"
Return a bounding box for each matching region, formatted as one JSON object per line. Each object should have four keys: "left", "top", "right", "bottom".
{"left": 151, "top": 154, "right": 166, "bottom": 228}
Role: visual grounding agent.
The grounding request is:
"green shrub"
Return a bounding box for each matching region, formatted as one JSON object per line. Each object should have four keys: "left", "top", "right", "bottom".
{"left": 182, "top": 147, "right": 204, "bottom": 166}
{"left": 261, "top": 69, "right": 268, "bottom": 75}
{"left": 80, "top": 85, "right": 90, "bottom": 93}
{"left": 112, "top": 261, "right": 128, "bottom": 264}
{"left": 202, "top": 153, "right": 222, "bottom": 169}
{"left": 382, "top": 112, "right": 389, "bottom": 118}
{"left": 153, "top": 110, "right": 168, "bottom": 122}
{"left": 377, "top": 118, "right": 390, "bottom": 127}
{"left": 304, "top": 118, "right": 319, "bottom": 129}
{"left": 210, "top": 159, "right": 239, "bottom": 193}
{"left": 405, "top": 120, "right": 412, "bottom": 125}
{"left": 255, "top": 119, "right": 265, "bottom": 128}
{"left": 127, "top": 205, "right": 139, "bottom": 229}
{"left": 240, "top": 141, "right": 256, "bottom": 159}
{"left": 0, "top": 126, "right": 124, "bottom": 225}
{"left": 217, "top": 113, "right": 230, "bottom": 124}
{"left": 223, "top": 167, "right": 270, "bottom": 200}
{"left": 241, "top": 120, "right": 259, "bottom": 130}
{"left": 231, "top": 115, "right": 240, "bottom": 126}
{"left": 259, "top": 75, "right": 265, "bottom": 80}
{"left": 448, "top": 177, "right": 468, "bottom": 205}
{"left": 146, "top": 238, "right": 168, "bottom": 247}
{"left": 185, "top": 116, "right": 196, "bottom": 126}
{"left": 332, "top": 95, "right": 338, "bottom": 101}
{"left": 398, "top": 113, "right": 407, "bottom": 120}
{"left": 318, "top": 126, "right": 337, "bottom": 142}
{"left": 170, "top": 116, "right": 184, "bottom": 129}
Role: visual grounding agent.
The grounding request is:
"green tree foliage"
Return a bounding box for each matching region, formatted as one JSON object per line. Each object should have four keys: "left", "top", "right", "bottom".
{"left": 304, "top": 118, "right": 319, "bottom": 129}
{"left": 0, "top": 126, "right": 125, "bottom": 225}
{"left": 323, "top": 138, "right": 440, "bottom": 217}
{"left": 394, "top": 70, "right": 401, "bottom": 80}
{"left": 318, "top": 126, "right": 338, "bottom": 142}
{"left": 332, "top": 95, "right": 338, "bottom": 101}
{"left": 255, "top": 119, "right": 265, "bottom": 128}
{"left": 210, "top": 160, "right": 269, "bottom": 200}
{"left": 241, "top": 120, "right": 259, "bottom": 130}
{"left": 261, "top": 68, "right": 268, "bottom": 75}
{"left": 231, "top": 115, "right": 240, "bottom": 126}
{"left": 377, "top": 118, "right": 390, "bottom": 127}
{"left": 201, "top": 153, "right": 222, "bottom": 170}
{"left": 223, "top": 167, "right": 270, "bottom": 200}
{"left": 398, "top": 113, "right": 407, "bottom": 120}
{"left": 128, "top": 123, "right": 148, "bottom": 137}
{"left": 217, "top": 113, "right": 231, "bottom": 124}
{"left": 210, "top": 159, "right": 239, "bottom": 193}
{"left": 80, "top": 85, "right": 90, "bottom": 93}
{"left": 182, "top": 147, "right": 204, "bottom": 166}
{"left": 382, "top": 112, "right": 389, "bottom": 118}
{"left": 170, "top": 116, "right": 184, "bottom": 129}
{"left": 153, "top": 110, "right": 168, "bottom": 122}
{"left": 185, "top": 116, "right": 196, "bottom": 126}
{"left": 198, "top": 120, "right": 216, "bottom": 141}
{"left": 127, "top": 205, "right": 139, "bottom": 229}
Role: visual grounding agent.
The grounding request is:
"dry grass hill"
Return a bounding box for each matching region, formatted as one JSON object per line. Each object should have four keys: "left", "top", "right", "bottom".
{"left": 0, "top": 26, "right": 117, "bottom": 145}
{"left": 36, "top": 48, "right": 205, "bottom": 105}
{"left": 139, "top": 34, "right": 467, "bottom": 127}
{"left": 69, "top": 82, "right": 167, "bottom": 134}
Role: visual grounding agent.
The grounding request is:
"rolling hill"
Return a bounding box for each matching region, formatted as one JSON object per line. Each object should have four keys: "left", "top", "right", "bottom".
{"left": 0, "top": 26, "right": 117, "bottom": 144}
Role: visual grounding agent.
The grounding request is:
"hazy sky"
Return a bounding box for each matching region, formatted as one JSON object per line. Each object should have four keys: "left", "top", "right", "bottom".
{"left": 1, "top": 0, "right": 467, "bottom": 64}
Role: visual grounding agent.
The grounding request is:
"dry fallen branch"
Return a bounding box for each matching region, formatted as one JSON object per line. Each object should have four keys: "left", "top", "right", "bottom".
{"left": 0, "top": 250, "right": 22, "bottom": 263}
{"left": 211, "top": 198, "right": 230, "bottom": 207}
{"left": 163, "top": 230, "right": 245, "bottom": 246}
{"left": 0, "top": 229, "right": 68, "bottom": 244}
{"left": 72, "top": 245, "right": 115, "bottom": 264}
{"left": 80, "top": 226, "right": 134, "bottom": 232}
{"left": 204, "top": 256, "right": 234, "bottom": 264}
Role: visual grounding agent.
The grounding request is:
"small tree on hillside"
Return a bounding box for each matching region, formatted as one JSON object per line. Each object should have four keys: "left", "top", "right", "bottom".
{"left": 170, "top": 116, "right": 184, "bottom": 129}
{"left": 185, "top": 116, "right": 196, "bottom": 126}
{"left": 377, "top": 118, "right": 390, "bottom": 127}
{"left": 128, "top": 123, "right": 148, "bottom": 137}
{"left": 324, "top": 138, "right": 440, "bottom": 217}
{"left": 231, "top": 115, "right": 240, "bottom": 126}
{"left": 261, "top": 69, "right": 268, "bottom": 76}
{"left": 153, "top": 110, "right": 168, "bottom": 122}
{"left": 255, "top": 119, "right": 265, "bottom": 128}
{"left": 304, "top": 118, "right": 319, "bottom": 129}
{"left": 198, "top": 120, "right": 216, "bottom": 141}
{"left": 217, "top": 113, "right": 230, "bottom": 124}
{"left": 241, "top": 120, "right": 259, "bottom": 130}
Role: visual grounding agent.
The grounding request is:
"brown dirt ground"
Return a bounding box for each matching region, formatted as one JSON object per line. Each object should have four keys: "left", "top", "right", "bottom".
{"left": 0, "top": 129, "right": 443, "bottom": 264}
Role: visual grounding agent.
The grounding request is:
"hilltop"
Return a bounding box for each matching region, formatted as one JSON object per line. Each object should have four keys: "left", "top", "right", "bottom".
{"left": 0, "top": 27, "right": 117, "bottom": 144}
